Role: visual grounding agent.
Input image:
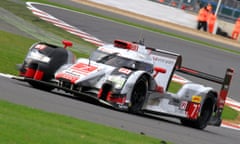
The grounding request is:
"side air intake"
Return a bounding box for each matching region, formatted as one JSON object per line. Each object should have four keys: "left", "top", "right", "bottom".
{"left": 114, "top": 40, "right": 138, "bottom": 51}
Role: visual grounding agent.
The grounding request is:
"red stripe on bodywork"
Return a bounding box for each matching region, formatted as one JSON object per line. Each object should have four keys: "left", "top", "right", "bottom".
{"left": 55, "top": 73, "right": 79, "bottom": 84}
{"left": 108, "top": 96, "right": 126, "bottom": 104}
{"left": 25, "top": 68, "right": 36, "bottom": 78}
{"left": 180, "top": 67, "right": 198, "bottom": 74}
{"left": 186, "top": 102, "right": 201, "bottom": 119}
{"left": 34, "top": 70, "right": 44, "bottom": 80}
{"left": 218, "top": 89, "right": 228, "bottom": 109}
{"left": 72, "top": 63, "right": 97, "bottom": 72}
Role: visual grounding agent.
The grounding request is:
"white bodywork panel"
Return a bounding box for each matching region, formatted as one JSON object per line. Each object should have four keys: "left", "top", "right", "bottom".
{"left": 150, "top": 54, "right": 176, "bottom": 91}
{"left": 144, "top": 93, "right": 187, "bottom": 118}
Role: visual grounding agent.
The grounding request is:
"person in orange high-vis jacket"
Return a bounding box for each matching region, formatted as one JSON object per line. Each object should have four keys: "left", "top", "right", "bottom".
{"left": 206, "top": 3, "right": 212, "bottom": 12}
{"left": 208, "top": 12, "right": 217, "bottom": 34}
{"left": 232, "top": 18, "right": 240, "bottom": 40}
{"left": 197, "top": 6, "right": 209, "bottom": 31}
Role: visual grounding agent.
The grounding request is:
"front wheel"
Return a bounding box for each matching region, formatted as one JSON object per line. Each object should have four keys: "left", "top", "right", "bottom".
{"left": 128, "top": 76, "right": 148, "bottom": 113}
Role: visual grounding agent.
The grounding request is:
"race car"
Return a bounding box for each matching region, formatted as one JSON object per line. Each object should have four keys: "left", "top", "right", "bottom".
{"left": 17, "top": 39, "right": 234, "bottom": 129}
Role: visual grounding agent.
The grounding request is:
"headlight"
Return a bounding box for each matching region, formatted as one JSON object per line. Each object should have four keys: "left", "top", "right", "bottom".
{"left": 26, "top": 50, "right": 51, "bottom": 63}
{"left": 108, "top": 75, "right": 126, "bottom": 89}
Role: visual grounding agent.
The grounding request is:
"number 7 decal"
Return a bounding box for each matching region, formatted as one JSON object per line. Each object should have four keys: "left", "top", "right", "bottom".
{"left": 186, "top": 103, "right": 201, "bottom": 119}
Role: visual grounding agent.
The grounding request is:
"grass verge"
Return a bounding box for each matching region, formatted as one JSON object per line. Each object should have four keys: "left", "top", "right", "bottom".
{"left": 0, "top": 99, "right": 167, "bottom": 144}
{"left": 0, "top": 31, "right": 36, "bottom": 75}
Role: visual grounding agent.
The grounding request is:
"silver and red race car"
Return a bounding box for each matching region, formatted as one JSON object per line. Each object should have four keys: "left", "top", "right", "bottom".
{"left": 17, "top": 39, "right": 234, "bottom": 129}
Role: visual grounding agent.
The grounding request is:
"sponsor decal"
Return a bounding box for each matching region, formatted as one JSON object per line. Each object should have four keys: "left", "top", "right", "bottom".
{"left": 56, "top": 63, "right": 98, "bottom": 83}
{"left": 186, "top": 103, "right": 201, "bottom": 119}
{"left": 180, "top": 101, "right": 188, "bottom": 110}
{"left": 192, "top": 95, "right": 202, "bottom": 103}
{"left": 71, "top": 63, "right": 98, "bottom": 75}
{"left": 118, "top": 68, "right": 132, "bottom": 75}
{"left": 152, "top": 55, "right": 175, "bottom": 65}
{"left": 56, "top": 72, "right": 79, "bottom": 83}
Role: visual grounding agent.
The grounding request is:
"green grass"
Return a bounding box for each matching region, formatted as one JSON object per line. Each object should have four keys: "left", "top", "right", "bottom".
{"left": 168, "top": 81, "right": 182, "bottom": 93}
{"left": 0, "top": 31, "right": 36, "bottom": 75}
{"left": 222, "top": 106, "right": 239, "bottom": 120}
{"left": 0, "top": 100, "right": 167, "bottom": 144}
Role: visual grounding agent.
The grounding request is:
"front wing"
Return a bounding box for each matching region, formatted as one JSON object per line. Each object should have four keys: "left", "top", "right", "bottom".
{"left": 13, "top": 76, "right": 115, "bottom": 107}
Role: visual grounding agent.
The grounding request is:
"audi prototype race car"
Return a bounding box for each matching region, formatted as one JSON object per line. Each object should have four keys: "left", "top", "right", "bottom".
{"left": 17, "top": 39, "right": 234, "bottom": 129}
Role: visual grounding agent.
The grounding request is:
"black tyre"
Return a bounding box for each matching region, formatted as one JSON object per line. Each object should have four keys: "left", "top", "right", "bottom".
{"left": 129, "top": 76, "right": 148, "bottom": 113}
{"left": 180, "top": 98, "right": 214, "bottom": 129}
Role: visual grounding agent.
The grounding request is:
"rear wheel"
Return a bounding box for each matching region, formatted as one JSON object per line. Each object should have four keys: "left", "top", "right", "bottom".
{"left": 129, "top": 76, "right": 148, "bottom": 113}
{"left": 181, "top": 98, "right": 213, "bottom": 129}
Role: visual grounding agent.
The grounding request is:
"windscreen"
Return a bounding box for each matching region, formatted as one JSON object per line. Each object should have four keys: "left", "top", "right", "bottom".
{"left": 91, "top": 50, "right": 153, "bottom": 72}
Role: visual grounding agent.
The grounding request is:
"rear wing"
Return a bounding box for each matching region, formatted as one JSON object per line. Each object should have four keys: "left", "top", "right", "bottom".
{"left": 146, "top": 46, "right": 234, "bottom": 95}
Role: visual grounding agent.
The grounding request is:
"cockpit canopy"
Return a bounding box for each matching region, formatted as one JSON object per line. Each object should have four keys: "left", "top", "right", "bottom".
{"left": 90, "top": 50, "right": 154, "bottom": 72}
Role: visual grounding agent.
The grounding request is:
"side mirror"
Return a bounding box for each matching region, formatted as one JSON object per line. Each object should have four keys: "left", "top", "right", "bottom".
{"left": 153, "top": 67, "right": 166, "bottom": 78}
{"left": 62, "top": 40, "right": 73, "bottom": 49}
{"left": 154, "top": 67, "right": 166, "bottom": 73}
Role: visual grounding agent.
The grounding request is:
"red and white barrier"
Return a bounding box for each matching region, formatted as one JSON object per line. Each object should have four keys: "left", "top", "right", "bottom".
{"left": 26, "top": 2, "right": 104, "bottom": 46}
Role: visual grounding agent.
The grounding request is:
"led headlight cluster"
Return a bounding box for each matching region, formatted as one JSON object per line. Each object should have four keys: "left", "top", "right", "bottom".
{"left": 108, "top": 75, "right": 126, "bottom": 89}
{"left": 27, "top": 49, "right": 51, "bottom": 63}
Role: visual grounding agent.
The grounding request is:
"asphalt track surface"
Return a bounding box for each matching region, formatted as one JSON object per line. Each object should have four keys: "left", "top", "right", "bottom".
{"left": 0, "top": 1, "right": 240, "bottom": 144}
